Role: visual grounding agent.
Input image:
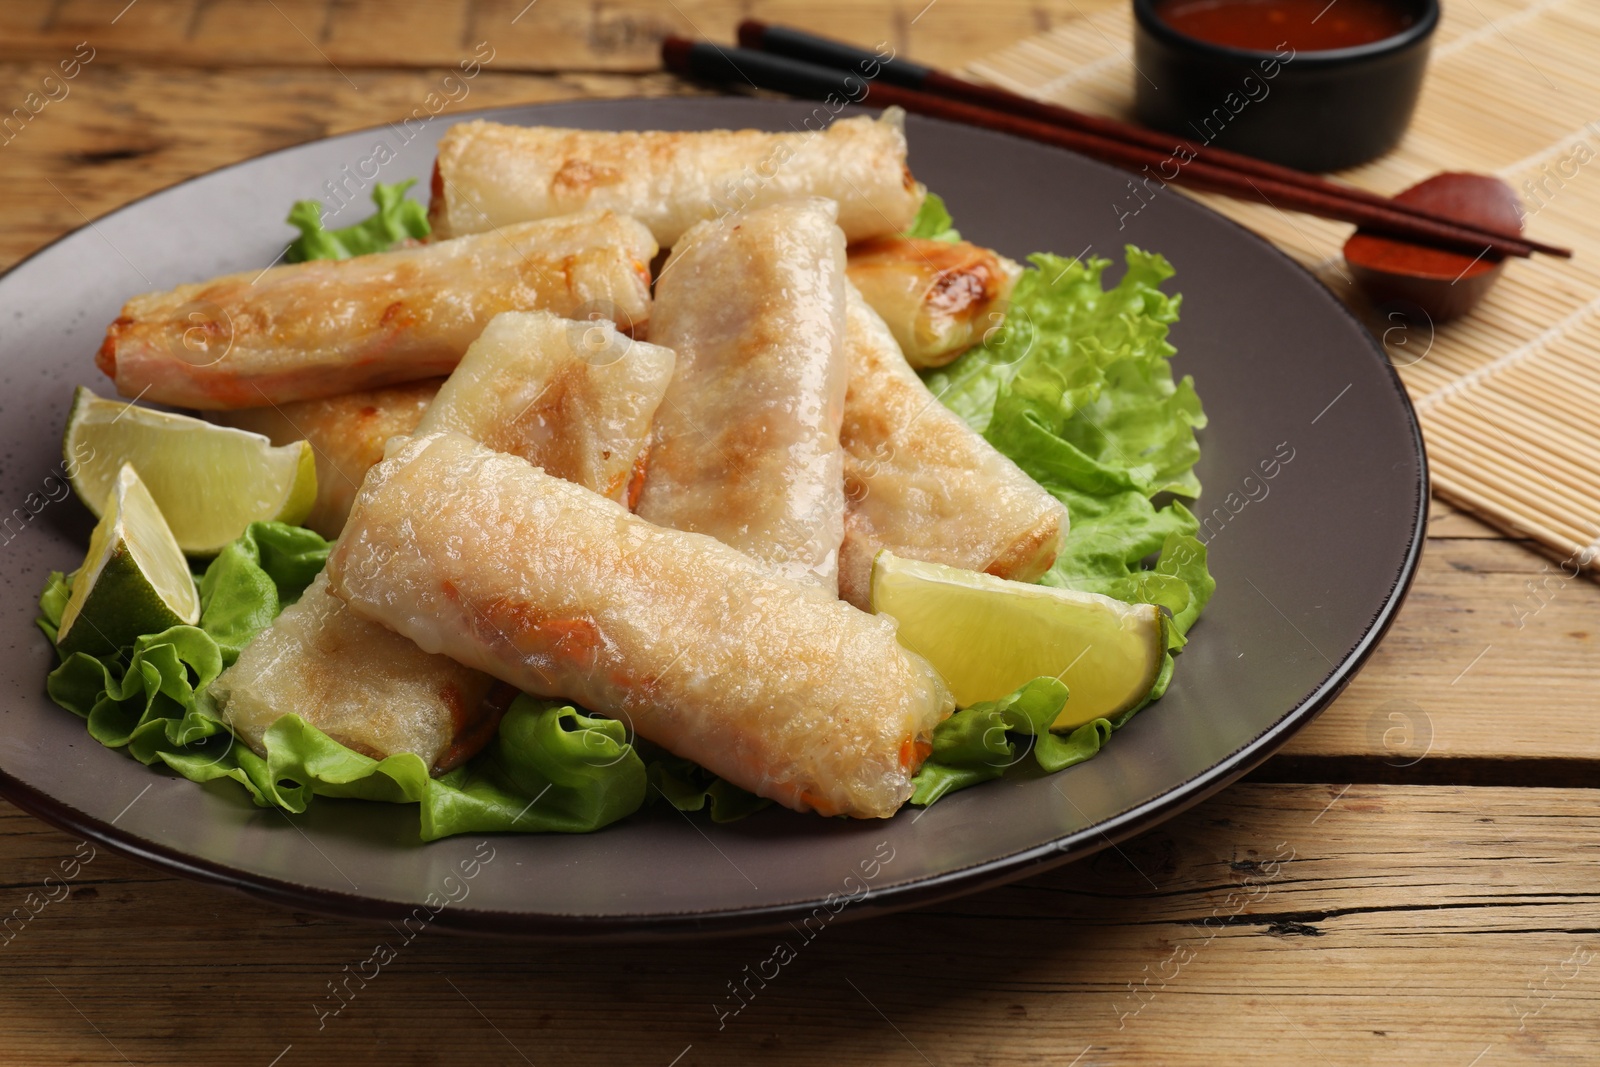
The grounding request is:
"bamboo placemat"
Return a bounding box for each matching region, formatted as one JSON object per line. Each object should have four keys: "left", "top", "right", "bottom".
{"left": 965, "top": 0, "right": 1600, "bottom": 570}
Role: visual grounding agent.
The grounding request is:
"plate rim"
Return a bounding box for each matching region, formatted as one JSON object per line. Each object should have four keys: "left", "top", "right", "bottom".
{"left": 0, "top": 95, "right": 1429, "bottom": 940}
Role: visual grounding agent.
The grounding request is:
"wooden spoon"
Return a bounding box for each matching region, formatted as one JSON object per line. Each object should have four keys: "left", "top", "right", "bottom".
{"left": 1345, "top": 173, "right": 1525, "bottom": 323}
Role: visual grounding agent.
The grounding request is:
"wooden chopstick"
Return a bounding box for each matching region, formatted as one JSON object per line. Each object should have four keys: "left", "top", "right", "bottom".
{"left": 720, "top": 24, "right": 1572, "bottom": 261}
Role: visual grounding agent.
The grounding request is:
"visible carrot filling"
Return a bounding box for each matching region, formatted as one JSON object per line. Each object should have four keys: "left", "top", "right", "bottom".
{"left": 624, "top": 448, "right": 650, "bottom": 510}
{"left": 899, "top": 737, "right": 933, "bottom": 770}
{"left": 487, "top": 598, "right": 604, "bottom": 666}
{"left": 535, "top": 617, "right": 602, "bottom": 653}
{"left": 378, "top": 301, "right": 412, "bottom": 328}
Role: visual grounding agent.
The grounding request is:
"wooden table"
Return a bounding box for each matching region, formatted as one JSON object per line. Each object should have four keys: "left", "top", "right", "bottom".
{"left": 3, "top": 3, "right": 1596, "bottom": 1063}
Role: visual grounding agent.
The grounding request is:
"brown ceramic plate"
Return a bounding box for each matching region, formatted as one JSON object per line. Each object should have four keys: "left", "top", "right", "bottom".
{"left": 0, "top": 98, "right": 1425, "bottom": 939}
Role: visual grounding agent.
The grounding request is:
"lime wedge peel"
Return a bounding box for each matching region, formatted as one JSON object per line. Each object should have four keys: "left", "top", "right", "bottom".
{"left": 64, "top": 386, "right": 316, "bottom": 556}
{"left": 56, "top": 463, "right": 201, "bottom": 658}
{"left": 869, "top": 551, "right": 1168, "bottom": 730}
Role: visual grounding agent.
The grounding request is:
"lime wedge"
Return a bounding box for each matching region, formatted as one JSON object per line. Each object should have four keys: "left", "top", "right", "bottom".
{"left": 57, "top": 463, "right": 201, "bottom": 658}
{"left": 870, "top": 551, "right": 1166, "bottom": 728}
{"left": 64, "top": 386, "right": 316, "bottom": 554}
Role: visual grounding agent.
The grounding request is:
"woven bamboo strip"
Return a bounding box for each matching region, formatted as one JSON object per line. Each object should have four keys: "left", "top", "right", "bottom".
{"left": 1421, "top": 419, "right": 1600, "bottom": 522}
{"left": 1417, "top": 463, "right": 1600, "bottom": 551}
{"left": 1444, "top": 388, "right": 1600, "bottom": 470}
{"left": 1428, "top": 470, "right": 1592, "bottom": 561}
{"left": 1421, "top": 447, "right": 1600, "bottom": 543}
{"left": 1502, "top": 336, "right": 1600, "bottom": 396}
{"left": 966, "top": 0, "right": 1599, "bottom": 571}
{"left": 1434, "top": 0, "right": 1569, "bottom": 57}
{"left": 1417, "top": 296, "right": 1600, "bottom": 408}
{"left": 1427, "top": 422, "right": 1600, "bottom": 517}
{"left": 1424, "top": 464, "right": 1600, "bottom": 553}
{"left": 1492, "top": 374, "right": 1600, "bottom": 430}
{"left": 1511, "top": 338, "right": 1600, "bottom": 395}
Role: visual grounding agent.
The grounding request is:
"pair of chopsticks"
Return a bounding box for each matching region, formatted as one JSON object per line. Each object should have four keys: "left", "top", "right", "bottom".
{"left": 660, "top": 23, "right": 1570, "bottom": 262}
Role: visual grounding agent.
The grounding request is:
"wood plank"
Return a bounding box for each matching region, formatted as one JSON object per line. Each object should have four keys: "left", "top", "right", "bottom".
{"left": 0, "top": 0, "right": 1123, "bottom": 74}
{"left": 1, "top": 784, "right": 1594, "bottom": 1065}
{"left": 1278, "top": 527, "right": 1600, "bottom": 768}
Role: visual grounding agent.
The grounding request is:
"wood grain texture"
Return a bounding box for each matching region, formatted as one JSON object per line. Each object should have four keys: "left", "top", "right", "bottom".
{"left": 1278, "top": 505, "right": 1600, "bottom": 768}
{"left": 0, "top": 0, "right": 1118, "bottom": 73}
{"left": 2, "top": 784, "right": 1595, "bottom": 1066}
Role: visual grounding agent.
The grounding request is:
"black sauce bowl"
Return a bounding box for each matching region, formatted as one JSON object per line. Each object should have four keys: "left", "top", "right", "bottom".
{"left": 1132, "top": 0, "right": 1439, "bottom": 172}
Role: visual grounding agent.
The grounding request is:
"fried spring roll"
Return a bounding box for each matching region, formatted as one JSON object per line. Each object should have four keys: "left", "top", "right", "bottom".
{"left": 213, "top": 379, "right": 441, "bottom": 539}
{"left": 97, "top": 211, "right": 657, "bottom": 410}
{"left": 846, "top": 237, "right": 1023, "bottom": 368}
{"left": 415, "top": 310, "right": 675, "bottom": 506}
{"left": 429, "top": 110, "right": 924, "bottom": 247}
{"left": 326, "top": 432, "right": 954, "bottom": 819}
{"left": 210, "top": 572, "right": 501, "bottom": 774}
{"left": 636, "top": 199, "right": 849, "bottom": 590}
{"left": 213, "top": 312, "right": 672, "bottom": 771}
{"left": 838, "top": 287, "right": 1068, "bottom": 610}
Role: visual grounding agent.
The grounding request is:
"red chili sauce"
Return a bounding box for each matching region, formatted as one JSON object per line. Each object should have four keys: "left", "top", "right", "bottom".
{"left": 1155, "top": 0, "right": 1414, "bottom": 52}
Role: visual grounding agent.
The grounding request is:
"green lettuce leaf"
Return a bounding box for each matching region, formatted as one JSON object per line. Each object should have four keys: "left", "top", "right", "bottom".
{"left": 911, "top": 678, "right": 1115, "bottom": 805}
{"left": 198, "top": 521, "right": 329, "bottom": 663}
{"left": 285, "top": 179, "right": 430, "bottom": 263}
{"left": 641, "top": 748, "right": 773, "bottom": 822}
{"left": 986, "top": 250, "right": 1202, "bottom": 495}
{"left": 902, "top": 192, "right": 961, "bottom": 243}
{"left": 36, "top": 570, "right": 71, "bottom": 644}
{"left": 421, "top": 698, "right": 648, "bottom": 840}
